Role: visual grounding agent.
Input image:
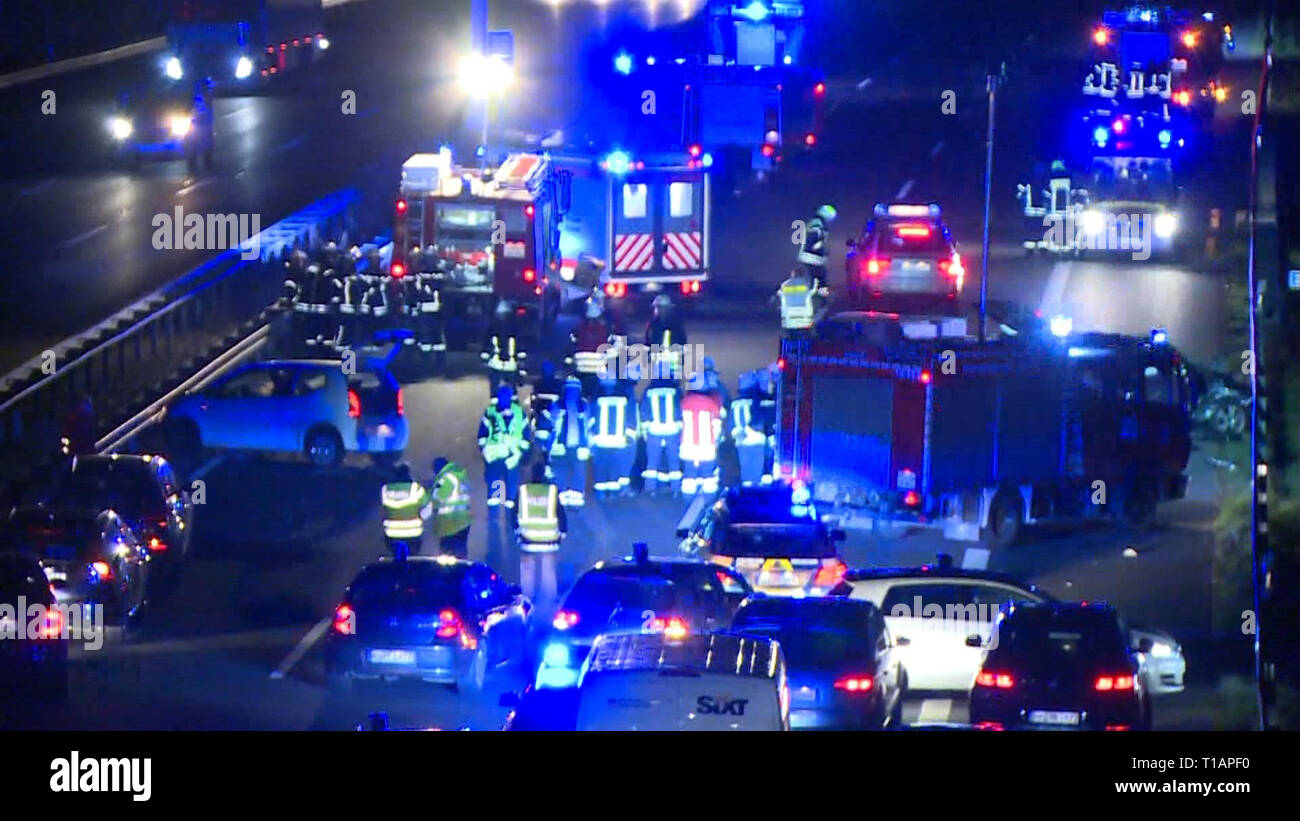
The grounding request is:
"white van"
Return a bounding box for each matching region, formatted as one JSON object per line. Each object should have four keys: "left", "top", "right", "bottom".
{"left": 574, "top": 632, "right": 789, "bottom": 731}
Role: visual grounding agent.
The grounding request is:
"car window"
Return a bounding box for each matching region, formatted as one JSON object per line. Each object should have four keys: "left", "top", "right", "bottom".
{"left": 879, "top": 582, "right": 973, "bottom": 618}
{"left": 970, "top": 584, "right": 1040, "bottom": 611}
{"left": 295, "top": 370, "right": 329, "bottom": 396}
{"left": 50, "top": 462, "right": 162, "bottom": 517}
{"left": 211, "top": 368, "right": 278, "bottom": 399}
{"left": 348, "top": 563, "right": 466, "bottom": 610}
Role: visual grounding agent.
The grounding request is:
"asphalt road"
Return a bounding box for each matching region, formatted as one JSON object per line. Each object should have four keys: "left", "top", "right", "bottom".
{"left": 0, "top": 0, "right": 1255, "bottom": 730}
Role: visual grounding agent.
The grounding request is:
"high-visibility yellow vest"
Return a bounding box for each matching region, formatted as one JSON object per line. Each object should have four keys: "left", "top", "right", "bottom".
{"left": 486, "top": 335, "right": 519, "bottom": 372}
{"left": 382, "top": 481, "right": 432, "bottom": 539}
{"left": 517, "top": 483, "right": 560, "bottom": 550}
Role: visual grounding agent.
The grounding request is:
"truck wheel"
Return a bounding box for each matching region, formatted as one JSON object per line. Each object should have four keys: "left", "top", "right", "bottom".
{"left": 982, "top": 492, "right": 1022, "bottom": 549}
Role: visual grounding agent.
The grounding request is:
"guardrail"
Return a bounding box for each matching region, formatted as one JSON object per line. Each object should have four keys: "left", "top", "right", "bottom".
{"left": 0, "top": 188, "right": 360, "bottom": 487}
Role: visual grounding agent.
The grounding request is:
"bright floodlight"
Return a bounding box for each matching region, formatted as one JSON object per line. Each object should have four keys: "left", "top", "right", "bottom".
{"left": 614, "top": 52, "right": 633, "bottom": 75}
{"left": 458, "top": 52, "right": 514, "bottom": 97}
{"left": 1080, "top": 210, "right": 1105, "bottom": 235}
{"left": 165, "top": 56, "right": 183, "bottom": 80}
{"left": 1049, "top": 314, "right": 1074, "bottom": 337}
{"left": 739, "top": 1, "right": 770, "bottom": 22}
{"left": 1154, "top": 212, "right": 1177, "bottom": 238}
{"left": 108, "top": 117, "right": 133, "bottom": 141}
{"left": 315, "top": 35, "right": 330, "bottom": 50}
{"left": 235, "top": 56, "right": 253, "bottom": 79}
{"left": 605, "top": 150, "right": 631, "bottom": 174}
{"left": 169, "top": 115, "right": 193, "bottom": 138}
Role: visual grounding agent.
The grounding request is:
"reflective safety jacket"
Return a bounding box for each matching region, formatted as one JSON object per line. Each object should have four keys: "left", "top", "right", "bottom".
{"left": 572, "top": 319, "right": 612, "bottom": 375}
{"left": 432, "top": 462, "right": 471, "bottom": 537}
{"left": 680, "top": 392, "right": 722, "bottom": 461}
{"left": 640, "top": 384, "right": 683, "bottom": 437}
{"left": 591, "top": 393, "right": 638, "bottom": 448}
{"left": 729, "top": 395, "right": 767, "bottom": 445}
{"left": 779, "top": 274, "right": 825, "bottom": 330}
{"left": 515, "top": 482, "right": 565, "bottom": 551}
{"left": 548, "top": 399, "right": 591, "bottom": 458}
{"left": 416, "top": 277, "right": 442, "bottom": 315}
{"left": 382, "top": 480, "right": 433, "bottom": 540}
{"left": 478, "top": 402, "right": 530, "bottom": 467}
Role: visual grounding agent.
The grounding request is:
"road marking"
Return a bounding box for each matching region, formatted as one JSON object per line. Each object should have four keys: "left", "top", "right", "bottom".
{"left": 1038, "top": 259, "right": 1073, "bottom": 315}
{"left": 917, "top": 698, "right": 954, "bottom": 723}
{"left": 930, "top": 140, "right": 945, "bottom": 158}
{"left": 175, "top": 178, "right": 214, "bottom": 197}
{"left": 58, "top": 223, "right": 108, "bottom": 250}
{"left": 896, "top": 178, "right": 915, "bottom": 199}
{"left": 190, "top": 454, "right": 226, "bottom": 482}
{"left": 856, "top": 77, "right": 873, "bottom": 90}
{"left": 269, "top": 617, "right": 331, "bottom": 680}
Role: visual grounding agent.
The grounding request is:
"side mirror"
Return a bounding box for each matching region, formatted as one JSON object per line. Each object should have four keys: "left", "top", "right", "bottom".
{"left": 965, "top": 635, "right": 983, "bottom": 648}
{"left": 831, "top": 529, "right": 847, "bottom": 542}
{"left": 498, "top": 691, "right": 521, "bottom": 709}
{"left": 1135, "top": 637, "right": 1154, "bottom": 654}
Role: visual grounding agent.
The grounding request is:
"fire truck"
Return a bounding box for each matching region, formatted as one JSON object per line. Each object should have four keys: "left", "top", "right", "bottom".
{"left": 391, "top": 149, "right": 593, "bottom": 333}
{"left": 774, "top": 310, "right": 1191, "bottom": 547}
{"left": 551, "top": 150, "right": 712, "bottom": 303}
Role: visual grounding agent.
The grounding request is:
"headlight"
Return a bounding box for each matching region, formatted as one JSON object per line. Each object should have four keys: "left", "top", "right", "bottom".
{"left": 1151, "top": 641, "right": 1174, "bottom": 658}
{"left": 315, "top": 35, "right": 330, "bottom": 50}
{"left": 169, "top": 115, "right": 193, "bottom": 138}
{"left": 1154, "top": 213, "right": 1178, "bottom": 239}
{"left": 108, "top": 117, "right": 133, "bottom": 141}
{"left": 235, "top": 56, "right": 253, "bottom": 79}
{"left": 165, "top": 56, "right": 183, "bottom": 80}
{"left": 1080, "top": 210, "right": 1105, "bottom": 235}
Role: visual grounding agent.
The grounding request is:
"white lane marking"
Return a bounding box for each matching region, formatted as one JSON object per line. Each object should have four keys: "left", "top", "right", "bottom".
{"left": 930, "top": 140, "right": 945, "bottom": 158}
{"left": 917, "top": 698, "right": 955, "bottom": 723}
{"left": 961, "top": 548, "right": 990, "bottom": 570}
{"left": 58, "top": 223, "right": 108, "bottom": 250}
{"left": 270, "top": 617, "right": 332, "bottom": 680}
{"left": 1038, "top": 259, "right": 1073, "bottom": 316}
{"left": 856, "top": 76, "right": 873, "bottom": 90}
{"left": 189, "top": 454, "right": 225, "bottom": 482}
{"left": 175, "top": 178, "right": 214, "bottom": 197}
{"left": 896, "top": 178, "right": 915, "bottom": 200}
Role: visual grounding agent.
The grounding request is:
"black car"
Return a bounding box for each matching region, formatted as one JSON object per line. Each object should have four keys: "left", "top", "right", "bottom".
{"left": 969, "top": 601, "right": 1152, "bottom": 731}
{"left": 47, "top": 454, "right": 193, "bottom": 566}
{"left": 108, "top": 81, "right": 215, "bottom": 171}
{"left": 731, "top": 595, "right": 905, "bottom": 729}
{"left": 326, "top": 556, "right": 531, "bottom": 695}
{"left": 0, "top": 552, "right": 69, "bottom": 702}
{"left": 2, "top": 507, "right": 150, "bottom": 628}
{"left": 537, "top": 543, "right": 752, "bottom": 689}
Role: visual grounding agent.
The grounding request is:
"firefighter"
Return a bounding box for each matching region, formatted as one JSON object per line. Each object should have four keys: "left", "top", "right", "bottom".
{"left": 358, "top": 270, "right": 388, "bottom": 345}
{"left": 590, "top": 373, "right": 639, "bottom": 497}
{"left": 731, "top": 371, "right": 768, "bottom": 487}
{"left": 398, "top": 268, "right": 422, "bottom": 348}
{"left": 481, "top": 300, "right": 528, "bottom": 396}
{"left": 431, "top": 457, "right": 471, "bottom": 558}
{"left": 639, "top": 374, "right": 683, "bottom": 495}
{"left": 679, "top": 388, "right": 722, "bottom": 497}
{"left": 645, "top": 295, "right": 687, "bottom": 380}
{"left": 547, "top": 377, "right": 591, "bottom": 507}
{"left": 757, "top": 364, "right": 779, "bottom": 485}
{"left": 297, "top": 263, "right": 330, "bottom": 347}
{"left": 797, "top": 204, "right": 838, "bottom": 278}
{"left": 337, "top": 255, "right": 367, "bottom": 351}
{"left": 477, "top": 384, "right": 530, "bottom": 509}
{"left": 512, "top": 463, "right": 566, "bottom": 608}
{"left": 413, "top": 271, "right": 448, "bottom": 368}
{"left": 699, "top": 356, "right": 731, "bottom": 411}
{"left": 529, "top": 360, "right": 564, "bottom": 459}
{"left": 776, "top": 266, "right": 830, "bottom": 334}
{"left": 571, "top": 298, "right": 612, "bottom": 396}
{"left": 380, "top": 462, "right": 433, "bottom": 558}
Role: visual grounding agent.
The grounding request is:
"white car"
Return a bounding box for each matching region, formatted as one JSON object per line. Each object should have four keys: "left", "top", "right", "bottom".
{"left": 164, "top": 359, "right": 408, "bottom": 467}
{"left": 836, "top": 560, "right": 1186, "bottom": 695}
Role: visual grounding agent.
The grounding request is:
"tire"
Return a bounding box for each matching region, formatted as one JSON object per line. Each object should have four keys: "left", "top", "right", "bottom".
{"left": 982, "top": 491, "right": 1023, "bottom": 549}
{"left": 305, "top": 427, "right": 343, "bottom": 467}
{"left": 455, "top": 643, "right": 487, "bottom": 696}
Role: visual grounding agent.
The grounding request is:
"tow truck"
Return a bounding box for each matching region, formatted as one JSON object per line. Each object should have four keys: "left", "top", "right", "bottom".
{"left": 161, "top": 0, "right": 327, "bottom": 85}
{"left": 774, "top": 309, "right": 1191, "bottom": 547}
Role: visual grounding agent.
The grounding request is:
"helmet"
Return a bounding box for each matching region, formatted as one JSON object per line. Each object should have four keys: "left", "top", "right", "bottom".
{"left": 432, "top": 457, "right": 449, "bottom": 475}
{"left": 815, "top": 204, "right": 838, "bottom": 223}
{"left": 738, "top": 370, "right": 757, "bottom": 393}
{"left": 585, "top": 299, "right": 602, "bottom": 319}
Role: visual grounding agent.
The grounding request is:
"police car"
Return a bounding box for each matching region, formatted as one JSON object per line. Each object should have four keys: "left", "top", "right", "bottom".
{"left": 676, "top": 483, "right": 848, "bottom": 597}
{"left": 536, "top": 543, "right": 752, "bottom": 689}
{"left": 845, "top": 203, "right": 964, "bottom": 304}
{"left": 834, "top": 556, "right": 1186, "bottom": 696}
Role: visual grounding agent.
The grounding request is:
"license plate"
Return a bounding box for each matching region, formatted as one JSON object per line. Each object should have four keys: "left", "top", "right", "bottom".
{"left": 368, "top": 649, "right": 415, "bottom": 666}
{"left": 1028, "top": 710, "right": 1081, "bottom": 726}
{"left": 643, "top": 282, "right": 662, "bottom": 292}
{"left": 901, "top": 260, "right": 931, "bottom": 271}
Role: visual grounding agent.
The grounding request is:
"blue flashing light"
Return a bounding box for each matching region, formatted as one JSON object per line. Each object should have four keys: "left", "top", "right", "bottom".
{"left": 475, "top": 144, "right": 486, "bottom": 158}
{"left": 614, "top": 52, "right": 633, "bottom": 75}
{"left": 674, "top": 57, "right": 686, "bottom": 65}
{"left": 646, "top": 55, "right": 656, "bottom": 66}
{"left": 702, "top": 152, "right": 713, "bottom": 168}
{"left": 1158, "top": 128, "right": 1172, "bottom": 148}
{"left": 536, "top": 664, "right": 579, "bottom": 689}
{"left": 783, "top": 54, "right": 793, "bottom": 65}
{"left": 1151, "top": 328, "right": 1168, "bottom": 345}
{"left": 791, "top": 480, "right": 811, "bottom": 505}
{"left": 543, "top": 643, "right": 571, "bottom": 668}
{"left": 1093, "top": 126, "right": 1109, "bottom": 146}
{"left": 1049, "top": 314, "right": 1073, "bottom": 338}
{"left": 605, "top": 150, "right": 631, "bottom": 175}
{"left": 739, "top": 1, "right": 770, "bottom": 22}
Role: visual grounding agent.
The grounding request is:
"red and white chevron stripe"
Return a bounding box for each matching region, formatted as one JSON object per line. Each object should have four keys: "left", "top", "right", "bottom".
{"left": 614, "top": 233, "right": 655, "bottom": 271}
{"left": 661, "top": 231, "right": 702, "bottom": 270}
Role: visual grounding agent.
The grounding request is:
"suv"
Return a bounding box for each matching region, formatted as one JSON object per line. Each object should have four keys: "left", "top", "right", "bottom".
{"left": 845, "top": 202, "right": 964, "bottom": 303}
{"left": 109, "top": 81, "right": 215, "bottom": 172}
{"left": 164, "top": 359, "right": 408, "bottom": 467}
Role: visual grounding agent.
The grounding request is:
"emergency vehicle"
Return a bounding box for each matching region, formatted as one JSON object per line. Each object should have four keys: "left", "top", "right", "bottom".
{"left": 391, "top": 149, "right": 591, "bottom": 331}
{"left": 552, "top": 150, "right": 712, "bottom": 302}
{"left": 774, "top": 310, "right": 1192, "bottom": 547}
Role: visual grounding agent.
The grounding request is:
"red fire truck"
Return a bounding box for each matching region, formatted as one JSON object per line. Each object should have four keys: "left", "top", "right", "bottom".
{"left": 775, "top": 310, "right": 1191, "bottom": 547}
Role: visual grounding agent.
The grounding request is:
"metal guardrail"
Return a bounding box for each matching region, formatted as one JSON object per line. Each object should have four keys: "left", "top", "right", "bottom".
{"left": 0, "top": 188, "right": 359, "bottom": 483}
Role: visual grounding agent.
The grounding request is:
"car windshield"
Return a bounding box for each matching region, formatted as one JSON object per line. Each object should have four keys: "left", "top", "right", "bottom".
{"left": 1085, "top": 158, "right": 1175, "bottom": 202}
{"left": 732, "top": 601, "right": 872, "bottom": 667}
{"left": 50, "top": 463, "right": 161, "bottom": 518}
{"left": 563, "top": 574, "right": 679, "bottom": 617}
{"left": 348, "top": 563, "right": 466, "bottom": 611}
{"left": 715, "top": 523, "right": 832, "bottom": 558}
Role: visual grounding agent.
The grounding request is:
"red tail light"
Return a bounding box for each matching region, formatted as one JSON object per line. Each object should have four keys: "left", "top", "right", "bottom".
{"left": 395, "top": 199, "right": 408, "bottom": 214}
{"left": 761, "top": 144, "right": 775, "bottom": 158}
{"left": 90, "top": 561, "right": 112, "bottom": 581}
{"left": 679, "top": 279, "right": 701, "bottom": 295}
{"left": 39, "top": 607, "right": 63, "bottom": 640}
{"left": 1095, "top": 674, "right": 1135, "bottom": 692}
{"left": 436, "top": 608, "right": 464, "bottom": 638}
{"left": 552, "top": 610, "right": 580, "bottom": 630}
{"left": 895, "top": 224, "right": 932, "bottom": 239}
{"left": 688, "top": 143, "right": 702, "bottom": 158}
{"left": 395, "top": 388, "right": 404, "bottom": 417}
{"left": 804, "top": 132, "right": 817, "bottom": 147}
{"left": 776, "top": 357, "right": 786, "bottom": 370}
{"left": 347, "top": 388, "right": 361, "bottom": 419}
{"left": 902, "top": 490, "right": 921, "bottom": 506}
{"left": 975, "top": 671, "right": 1016, "bottom": 689}
{"left": 814, "top": 82, "right": 826, "bottom": 96}
{"left": 292, "top": 38, "right": 301, "bottom": 47}
{"left": 864, "top": 256, "right": 890, "bottom": 276}
{"left": 1173, "top": 89, "right": 1191, "bottom": 106}
{"left": 919, "top": 369, "right": 932, "bottom": 385}
{"left": 524, "top": 204, "right": 535, "bottom": 218}
{"left": 390, "top": 262, "right": 406, "bottom": 278}
{"left": 812, "top": 558, "right": 847, "bottom": 589}
{"left": 148, "top": 536, "right": 168, "bottom": 553}
{"left": 648, "top": 615, "right": 689, "bottom": 640}
{"left": 834, "top": 675, "right": 874, "bottom": 693}
{"left": 333, "top": 603, "right": 355, "bottom": 635}
{"left": 522, "top": 268, "right": 536, "bottom": 283}
{"left": 604, "top": 282, "right": 626, "bottom": 298}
